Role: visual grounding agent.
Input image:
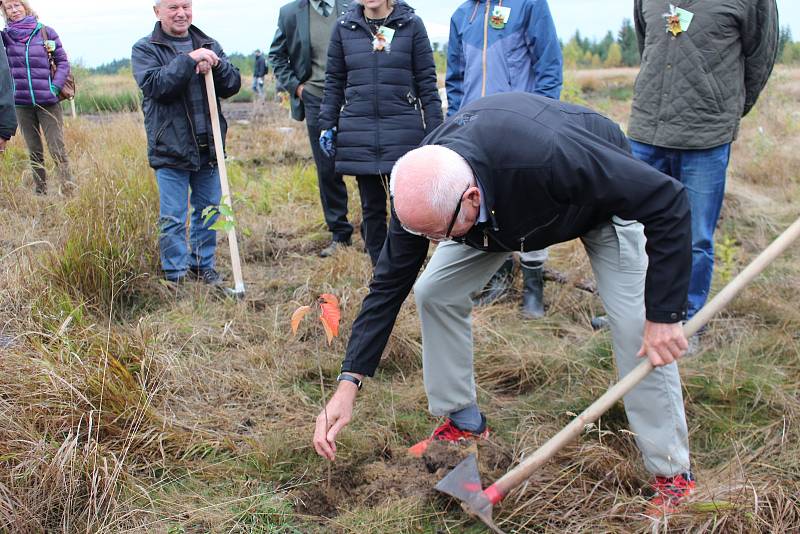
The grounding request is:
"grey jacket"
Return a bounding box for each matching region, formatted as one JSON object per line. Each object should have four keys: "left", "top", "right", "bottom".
{"left": 0, "top": 40, "right": 17, "bottom": 141}
{"left": 629, "top": 0, "right": 778, "bottom": 149}
{"left": 269, "top": 0, "right": 349, "bottom": 121}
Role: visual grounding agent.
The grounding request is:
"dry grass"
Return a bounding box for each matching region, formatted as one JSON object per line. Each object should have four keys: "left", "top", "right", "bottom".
{"left": 0, "top": 68, "right": 798, "bottom": 533}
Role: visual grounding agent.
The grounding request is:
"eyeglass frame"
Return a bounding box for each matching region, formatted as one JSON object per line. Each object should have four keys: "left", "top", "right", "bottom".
{"left": 396, "top": 184, "right": 471, "bottom": 242}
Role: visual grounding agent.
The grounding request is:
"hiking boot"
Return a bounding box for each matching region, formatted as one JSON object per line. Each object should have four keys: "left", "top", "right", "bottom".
{"left": 591, "top": 314, "right": 610, "bottom": 331}
{"left": 473, "top": 258, "right": 514, "bottom": 306}
{"left": 648, "top": 472, "right": 696, "bottom": 512}
{"left": 319, "top": 240, "right": 350, "bottom": 258}
{"left": 189, "top": 267, "right": 224, "bottom": 287}
{"left": 408, "top": 415, "right": 489, "bottom": 458}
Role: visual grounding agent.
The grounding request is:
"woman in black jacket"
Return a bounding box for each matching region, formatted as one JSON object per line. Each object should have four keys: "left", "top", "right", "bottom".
{"left": 319, "top": 0, "right": 442, "bottom": 266}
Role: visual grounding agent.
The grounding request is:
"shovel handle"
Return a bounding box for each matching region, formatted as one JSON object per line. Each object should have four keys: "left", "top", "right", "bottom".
{"left": 204, "top": 71, "right": 245, "bottom": 293}
{"left": 491, "top": 215, "right": 800, "bottom": 498}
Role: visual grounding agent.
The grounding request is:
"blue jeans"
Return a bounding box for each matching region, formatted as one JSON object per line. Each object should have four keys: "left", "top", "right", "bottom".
{"left": 629, "top": 140, "right": 731, "bottom": 319}
{"left": 155, "top": 165, "right": 222, "bottom": 280}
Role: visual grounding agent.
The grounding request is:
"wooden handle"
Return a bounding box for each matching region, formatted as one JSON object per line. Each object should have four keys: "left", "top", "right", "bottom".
{"left": 204, "top": 71, "right": 245, "bottom": 293}
{"left": 493, "top": 216, "right": 800, "bottom": 495}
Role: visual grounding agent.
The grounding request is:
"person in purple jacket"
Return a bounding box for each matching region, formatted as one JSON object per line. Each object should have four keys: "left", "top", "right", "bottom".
{"left": 1, "top": 0, "right": 74, "bottom": 195}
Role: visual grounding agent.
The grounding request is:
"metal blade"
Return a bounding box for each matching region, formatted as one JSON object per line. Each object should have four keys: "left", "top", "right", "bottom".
{"left": 435, "top": 453, "right": 506, "bottom": 533}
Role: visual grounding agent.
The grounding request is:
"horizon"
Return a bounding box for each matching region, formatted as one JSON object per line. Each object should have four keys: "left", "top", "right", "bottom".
{"left": 4, "top": 0, "right": 799, "bottom": 68}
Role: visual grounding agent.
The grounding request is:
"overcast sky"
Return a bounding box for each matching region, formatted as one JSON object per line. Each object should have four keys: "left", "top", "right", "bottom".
{"left": 7, "top": 0, "right": 799, "bottom": 67}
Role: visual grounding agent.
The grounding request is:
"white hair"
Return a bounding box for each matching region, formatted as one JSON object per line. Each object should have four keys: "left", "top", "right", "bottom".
{"left": 390, "top": 145, "right": 475, "bottom": 223}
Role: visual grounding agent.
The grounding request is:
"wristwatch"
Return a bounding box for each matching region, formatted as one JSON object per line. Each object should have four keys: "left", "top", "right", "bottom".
{"left": 336, "top": 373, "right": 363, "bottom": 390}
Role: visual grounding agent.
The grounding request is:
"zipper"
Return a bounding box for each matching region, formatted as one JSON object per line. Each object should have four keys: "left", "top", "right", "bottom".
{"left": 518, "top": 214, "right": 558, "bottom": 252}
{"left": 24, "top": 25, "right": 41, "bottom": 105}
{"left": 481, "top": 1, "right": 490, "bottom": 97}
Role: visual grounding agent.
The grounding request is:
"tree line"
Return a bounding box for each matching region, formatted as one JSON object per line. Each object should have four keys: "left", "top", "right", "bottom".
{"left": 88, "top": 22, "right": 800, "bottom": 75}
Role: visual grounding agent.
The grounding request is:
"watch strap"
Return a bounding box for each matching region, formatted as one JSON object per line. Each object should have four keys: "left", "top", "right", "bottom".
{"left": 337, "top": 373, "right": 362, "bottom": 390}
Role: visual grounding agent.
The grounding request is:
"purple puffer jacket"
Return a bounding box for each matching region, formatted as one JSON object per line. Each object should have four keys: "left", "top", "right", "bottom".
{"left": 1, "top": 23, "right": 70, "bottom": 106}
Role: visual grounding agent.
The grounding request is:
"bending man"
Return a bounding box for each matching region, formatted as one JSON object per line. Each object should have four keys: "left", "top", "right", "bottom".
{"left": 314, "top": 92, "right": 697, "bottom": 507}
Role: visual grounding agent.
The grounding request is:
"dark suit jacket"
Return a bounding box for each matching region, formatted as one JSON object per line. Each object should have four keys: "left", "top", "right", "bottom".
{"left": 268, "top": 0, "right": 350, "bottom": 121}
{"left": 0, "top": 40, "right": 17, "bottom": 141}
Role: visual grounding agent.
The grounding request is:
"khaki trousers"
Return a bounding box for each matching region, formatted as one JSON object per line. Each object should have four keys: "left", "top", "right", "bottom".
{"left": 413, "top": 218, "right": 691, "bottom": 477}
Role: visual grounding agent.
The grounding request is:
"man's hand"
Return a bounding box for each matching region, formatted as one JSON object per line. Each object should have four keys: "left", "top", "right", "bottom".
{"left": 0, "top": 138, "right": 7, "bottom": 153}
{"left": 637, "top": 320, "right": 688, "bottom": 366}
{"left": 313, "top": 376, "right": 361, "bottom": 461}
{"left": 296, "top": 83, "right": 305, "bottom": 101}
{"left": 188, "top": 48, "right": 219, "bottom": 67}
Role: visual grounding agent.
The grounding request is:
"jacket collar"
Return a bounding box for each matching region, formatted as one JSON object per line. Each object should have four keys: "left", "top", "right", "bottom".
{"left": 149, "top": 22, "right": 214, "bottom": 47}
{"left": 342, "top": 1, "right": 414, "bottom": 26}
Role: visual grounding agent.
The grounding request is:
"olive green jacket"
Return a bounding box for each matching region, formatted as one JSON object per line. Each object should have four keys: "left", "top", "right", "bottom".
{"left": 629, "top": 0, "right": 778, "bottom": 149}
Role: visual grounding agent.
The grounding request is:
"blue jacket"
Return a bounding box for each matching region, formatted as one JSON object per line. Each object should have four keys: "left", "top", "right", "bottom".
{"left": 446, "top": 0, "right": 562, "bottom": 116}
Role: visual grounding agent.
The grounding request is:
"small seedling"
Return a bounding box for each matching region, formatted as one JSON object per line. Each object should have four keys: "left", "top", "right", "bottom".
{"left": 201, "top": 196, "right": 236, "bottom": 233}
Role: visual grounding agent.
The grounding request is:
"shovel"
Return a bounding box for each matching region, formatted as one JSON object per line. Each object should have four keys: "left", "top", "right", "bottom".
{"left": 205, "top": 71, "right": 245, "bottom": 298}
{"left": 436, "top": 216, "right": 800, "bottom": 534}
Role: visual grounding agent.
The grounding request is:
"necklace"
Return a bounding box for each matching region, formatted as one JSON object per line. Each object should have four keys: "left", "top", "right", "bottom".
{"left": 365, "top": 8, "right": 393, "bottom": 52}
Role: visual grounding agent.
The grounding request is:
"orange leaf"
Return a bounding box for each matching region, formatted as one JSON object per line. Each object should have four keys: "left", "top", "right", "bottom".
{"left": 291, "top": 306, "right": 312, "bottom": 335}
{"left": 318, "top": 293, "right": 340, "bottom": 345}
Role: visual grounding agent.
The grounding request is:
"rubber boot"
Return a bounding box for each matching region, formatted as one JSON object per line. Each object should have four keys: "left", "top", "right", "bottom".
{"left": 521, "top": 263, "right": 545, "bottom": 320}
{"left": 473, "top": 257, "right": 514, "bottom": 306}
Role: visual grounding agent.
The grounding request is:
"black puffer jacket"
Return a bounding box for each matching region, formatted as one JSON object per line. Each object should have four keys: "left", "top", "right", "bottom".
{"left": 0, "top": 40, "right": 17, "bottom": 141}
{"left": 319, "top": 1, "right": 443, "bottom": 175}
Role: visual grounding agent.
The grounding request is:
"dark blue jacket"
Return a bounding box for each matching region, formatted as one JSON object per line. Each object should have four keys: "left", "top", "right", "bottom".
{"left": 132, "top": 23, "right": 241, "bottom": 171}
{"left": 341, "top": 93, "right": 692, "bottom": 376}
{"left": 0, "top": 40, "right": 17, "bottom": 140}
{"left": 319, "top": 1, "right": 443, "bottom": 175}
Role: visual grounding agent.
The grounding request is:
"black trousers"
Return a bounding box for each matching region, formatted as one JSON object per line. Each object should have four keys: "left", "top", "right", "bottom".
{"left": 302, "top": 92, "right": 353, "bottom": 243}
{"left": 356, "top": 174, "right": 389, "bottom": 267}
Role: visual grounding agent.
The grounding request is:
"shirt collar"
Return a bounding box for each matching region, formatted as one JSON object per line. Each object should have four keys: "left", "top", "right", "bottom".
{"left": 477, "top": 180, "right": 488, "bottom": 223}
{"left": 310, "top": 0, "right": 335, "bottom": 16}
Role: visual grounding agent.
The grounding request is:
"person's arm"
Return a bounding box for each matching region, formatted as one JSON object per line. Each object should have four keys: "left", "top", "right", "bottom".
{"left": 740, "top": 0, "right": 779, "bottom": 117}
{"left": 268, "top": 9, "right": 303, "bottom": 101}
{"left": 526, "top": 0, "right": 563, "bottom": 100}
{"left": 0, "top": 41, "right": 17, "bottom": 144}
{"left": 211, "top": 42, "right": 242, "bottom": 99}
{"left": 318, "top": 25, "right": 346, "bottom": 131}
{"left": 132, "top": 40, "right": 197, "bottom": 102}
{"left": 445, "top": 15, "right": 464, "bottom": 117}
{"left": 411, "top": 17, "right": 443, "bottom": 133}
{"left": 45, "top": 27, "right": 70, "bottom": 93}
{"left": 315, "top": 215, "right": 429, "bottom": 460}
{"left": 634, "top": 0, "right": 646, "bottom": 58}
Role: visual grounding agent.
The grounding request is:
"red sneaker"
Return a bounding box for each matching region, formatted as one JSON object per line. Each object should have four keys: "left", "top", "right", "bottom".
{"left": 648, "top": 472, "right": 696, "bottom": 512}
{"left": 408, "top": 416, "right": 489, "bottom": 458}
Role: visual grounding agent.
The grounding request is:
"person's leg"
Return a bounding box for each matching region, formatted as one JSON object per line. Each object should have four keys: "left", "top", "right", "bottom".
{"left": 674, "top": 144, "right": 731, "bottom": 318}
{"left": 302, "top": 92, "right": 352, "bottom": 246}
{"left": 155, "top": 167, "right": 191, "bottom": 280}
{"left": 38, "top": 103, "right": 73, "bottom": 190}
{"left": 414, "top": 241, "right": 510, "bottom": 420}
{"left": 188, "top": 163, "right": 223, "bottom": 272}
{"left": 581, "top": 218, "right": 690, "bottom": 477}
{"left": 356, "top": 174, "right": 389, "bottom": 266}
{"left": 629, "top": 140, "right": 674, "bottom": 176}
{"left": 15, "top": 105, "right": 47, "bottom": 193}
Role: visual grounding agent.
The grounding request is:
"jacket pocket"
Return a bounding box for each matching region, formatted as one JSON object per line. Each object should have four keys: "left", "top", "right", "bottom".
{"left": 611, "top": 216, "right": 647, "bottom": 273}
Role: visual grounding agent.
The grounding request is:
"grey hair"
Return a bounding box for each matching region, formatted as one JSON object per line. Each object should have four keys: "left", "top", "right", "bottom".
{"left": 354, "top": 0, "right": 397, "bottom": 5}
{"left": 390, "top": 145, "right": 475, "bottom": 224}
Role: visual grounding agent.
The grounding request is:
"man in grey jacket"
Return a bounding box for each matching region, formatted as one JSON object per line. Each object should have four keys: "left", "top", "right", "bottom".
{"left": 0, "top": 39, "right": 17, "bottom": 152}
{"left": 270, "top": 0, "right": 353, "bottom": 258}
{"left": 630, "top": 0, "right": 778, "bottom": 332}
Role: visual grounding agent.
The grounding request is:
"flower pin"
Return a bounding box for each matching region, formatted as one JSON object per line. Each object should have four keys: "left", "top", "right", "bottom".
{"left": 664, "top": 5, "right": 683, "bottom": 36}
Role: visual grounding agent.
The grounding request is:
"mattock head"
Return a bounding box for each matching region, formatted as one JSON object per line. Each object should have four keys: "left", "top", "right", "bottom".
{"left": 435, "top": 453, "right": 506, "bottom": 534}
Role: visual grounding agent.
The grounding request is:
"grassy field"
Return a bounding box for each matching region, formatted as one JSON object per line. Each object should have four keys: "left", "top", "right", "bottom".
{"left": 1, "top": 67, "right": 799, "bottom": 533}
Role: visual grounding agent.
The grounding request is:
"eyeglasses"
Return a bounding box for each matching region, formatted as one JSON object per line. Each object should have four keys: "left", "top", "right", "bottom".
{"left": 399, "top": 184, "right": 470, "bottom": 242}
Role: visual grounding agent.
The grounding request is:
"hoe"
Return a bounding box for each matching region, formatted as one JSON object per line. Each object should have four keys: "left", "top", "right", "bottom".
{"left": 436, "top": 216, "right": 800, "bottom": 534}
{"left": 205, "top": 71, "right": 246, "bottom": 299}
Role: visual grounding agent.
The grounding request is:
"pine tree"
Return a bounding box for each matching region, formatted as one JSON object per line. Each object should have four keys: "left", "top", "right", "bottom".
{"left": 618, "top": 18, "right": 640, "bottom": 67}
